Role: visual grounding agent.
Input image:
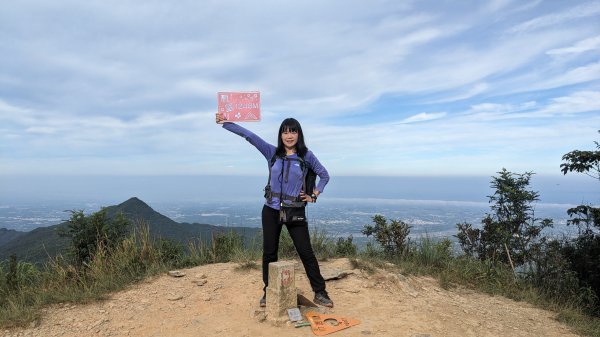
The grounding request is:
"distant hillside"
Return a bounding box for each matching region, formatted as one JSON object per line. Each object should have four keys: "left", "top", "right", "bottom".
{"left": 0, "top": 197, "right": 260, "bottom": 264}
{"left": 0, "top": 224, "right": 69, "bottom": 263}
{"left": 0, "top": 228, "right": 26, "bottom": 246}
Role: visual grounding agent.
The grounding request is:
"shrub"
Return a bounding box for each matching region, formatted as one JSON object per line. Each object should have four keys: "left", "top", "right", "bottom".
{"left": 334, "top": 236, "right": 357, "bottom": 257}
{"left": 362, "top": 215, "right": 411, "bottom": 257}
{"left": 361, "top": 241, "right": 384, "bottom": 259}
{"left": 211, "top": 231, "right": 245, "bottom": 263}
{"left": 157, "top": 239, "right": 185, "bottom": 265}
{"left": 528, "top": 240, "right": 592, "bottom": 307}
{"left": 411, "top": 236, "right": 453, "bottom": 268}
{"left": 560, "top": 130, "right": 600, "bottom": 316}
{"left": 456, "top": 169, "right": 552, "bottom": 267}
{"left": 59, "top": 209, "right": 130, "bottom": 267}
{"left": 0, "top": 255, "right": 41, "bottom": 308}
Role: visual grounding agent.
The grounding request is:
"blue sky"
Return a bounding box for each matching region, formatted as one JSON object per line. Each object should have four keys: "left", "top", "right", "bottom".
{"left": 1, "top": 0, "right": 599, "bottom": 178}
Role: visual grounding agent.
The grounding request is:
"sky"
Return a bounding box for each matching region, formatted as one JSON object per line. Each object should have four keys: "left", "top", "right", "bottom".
{"left": 1, "top": 0, "right": 599, "bottom": 181}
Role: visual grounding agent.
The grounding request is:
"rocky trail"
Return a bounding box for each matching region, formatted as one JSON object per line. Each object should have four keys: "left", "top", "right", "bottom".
{"left": 1, "top": 258, "right": 578, "bottom": 337}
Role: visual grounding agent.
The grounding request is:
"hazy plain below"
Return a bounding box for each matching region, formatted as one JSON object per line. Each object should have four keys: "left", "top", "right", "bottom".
{"left": 1, "top": 174, "right": 596, "bottom": 242}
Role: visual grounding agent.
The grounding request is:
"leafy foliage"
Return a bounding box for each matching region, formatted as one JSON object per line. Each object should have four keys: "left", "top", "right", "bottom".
{"left": 1, "top": 255, "right": 40, "bottom": 295}
{"left": 412, "top": 236, "right": 453, "bottom": 268}
{"left": 362, "top": 215, "right": 411, "bottom": 257}
{"left": 59, "top": 209, "right": 130, "bottom": 267}
{"left": 157, "top": 238, "right": 185, "bottom": 264}
{"left": 560, "top": 130, "right": 600, "bottom": 180}
{"left": 558, "top": 130, "right": 600, "bottom": 316}
{"left": 566, "top": 205, "right": 600, "bottom": 236}
{"left": 527, "top": 240, "right": 595, "bottom": 310}
{"left": 559, "top": 203, "right": 600, "bottom": 316}
{"left": 456, "top": 169, "right": 552, "bottom": 267}
{"left": 210, "top": 231, "right": 245, "bottom": 263}
{"left": 334, "top": 236, "right": 357, "bottom": 257}
{"left": 455, "top": 222, "right": 481, "bottom": 257}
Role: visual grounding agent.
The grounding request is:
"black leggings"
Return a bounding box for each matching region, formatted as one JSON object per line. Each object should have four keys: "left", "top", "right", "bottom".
{"left": 261, "top": 205, "right": 326, "bottom": 293}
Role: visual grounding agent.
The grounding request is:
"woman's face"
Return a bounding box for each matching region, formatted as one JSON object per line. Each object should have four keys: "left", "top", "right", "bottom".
{"left": 281, "top": 129, "right": 298, "bottom": 149}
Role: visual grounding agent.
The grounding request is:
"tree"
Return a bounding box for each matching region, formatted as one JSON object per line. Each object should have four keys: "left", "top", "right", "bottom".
{"left": 560, "top": 130, "right": 600, "bottom": 181}
{"left": 456, "top": 169, "right": 552, "bottom": 267}
{"left": 59, "top": 209, "right": 130, "bottom": 267}
{"left": 362, "top": 215, "right": 411, "bottom": 257}
{"left": 559, "top": 130, "right": 600, "bottom": 315}
{"left": 560, "top": 130, "right": 600, "bottom": 235}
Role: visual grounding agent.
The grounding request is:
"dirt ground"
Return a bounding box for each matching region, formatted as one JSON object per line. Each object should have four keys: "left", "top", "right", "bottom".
{"left": 1, "top": 258, "right": 579, "bottom": 337}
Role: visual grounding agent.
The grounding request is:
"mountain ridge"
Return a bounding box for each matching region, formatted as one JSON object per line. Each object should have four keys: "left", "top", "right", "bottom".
{"left": 0, "top": 228, "right": 26, "bottom": 246}
{"left": 0, "top": 197, "right": 260, "bottom": 263}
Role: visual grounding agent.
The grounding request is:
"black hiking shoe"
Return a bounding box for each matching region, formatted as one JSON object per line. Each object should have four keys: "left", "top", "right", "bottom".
{"left": 259, "top": 293, "right": 266, "bottom": 307}
{"left": 314, "top": 290, "right": 334, "bottom": 308}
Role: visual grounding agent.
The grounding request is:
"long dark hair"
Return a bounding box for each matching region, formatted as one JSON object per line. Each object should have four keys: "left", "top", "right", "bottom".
{"left": 276, "top": 118, "right": 308, "bottom": 157}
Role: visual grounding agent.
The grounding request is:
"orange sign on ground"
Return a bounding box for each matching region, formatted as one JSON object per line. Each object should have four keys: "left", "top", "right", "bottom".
{"left": 305, "top": 311, "right": 361, "bottom": 336}
{"left": 217, "top": 91, "right": 260, "bottom": 122}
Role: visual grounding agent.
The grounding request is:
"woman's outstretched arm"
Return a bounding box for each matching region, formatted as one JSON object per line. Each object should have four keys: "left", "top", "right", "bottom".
{"left": 216, "top": 112, "right": 275, "bottom": 160}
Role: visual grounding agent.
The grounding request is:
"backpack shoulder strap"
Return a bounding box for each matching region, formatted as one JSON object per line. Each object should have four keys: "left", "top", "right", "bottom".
{"left": 264, "top": 154, "right": 279, "bottom": 202}
{"left": 295, "top": 155, "right": 308, "bottom": 195}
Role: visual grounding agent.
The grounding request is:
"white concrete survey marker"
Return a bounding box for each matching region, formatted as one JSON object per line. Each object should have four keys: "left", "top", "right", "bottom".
{"left": 266, "top": 261, "right": 297, "bottom": 325}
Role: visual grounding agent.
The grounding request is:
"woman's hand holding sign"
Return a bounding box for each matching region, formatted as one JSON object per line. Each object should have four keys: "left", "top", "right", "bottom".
{"left": 215, "top": 112, "right": 227, "bottom": 124}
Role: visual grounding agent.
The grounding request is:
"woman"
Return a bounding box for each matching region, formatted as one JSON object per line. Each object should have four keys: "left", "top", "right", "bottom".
{"left": 215, "top": 113, "right": 333, "bottom": 308}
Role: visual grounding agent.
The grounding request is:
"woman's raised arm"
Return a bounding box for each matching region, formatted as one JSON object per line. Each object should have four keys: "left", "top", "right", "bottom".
{"left": 216, "top": 112, "right": 275, "bottom": 160}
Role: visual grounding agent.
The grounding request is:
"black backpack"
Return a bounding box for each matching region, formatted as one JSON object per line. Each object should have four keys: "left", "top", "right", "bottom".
{"left": 264, "top": 154, "right": 317, "bottom": 205}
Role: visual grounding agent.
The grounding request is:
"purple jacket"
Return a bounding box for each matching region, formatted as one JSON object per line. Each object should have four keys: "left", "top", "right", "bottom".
{"left": 222, "top": 122, "right": 330, "bottom": 210}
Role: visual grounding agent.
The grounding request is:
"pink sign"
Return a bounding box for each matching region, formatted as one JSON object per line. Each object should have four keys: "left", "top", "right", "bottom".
{"left": 217, "top": 91, "right": 261, "bottom": 122}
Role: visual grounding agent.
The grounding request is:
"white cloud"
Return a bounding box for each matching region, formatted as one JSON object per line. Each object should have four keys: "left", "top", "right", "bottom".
{"left": 301, "top": 113, "right": 597, "bottom": 176}
{"left": 512, "top": 0, "right": 543, "bottom": 13}
{"left": 462, "top": 101, "right": 538, "bottom": 121}
{"left": 459, "top": 90, "right": 600, "bottom": 121}
{"left": 510, "top": 1, "right": 600, "bottom": 33}
{"left": 0, "top": 99, "right": 29, "bottom": 114}
{"left": 540, "top": 61, "right": 600, "bottom": 89}
{"left": 483, "top": 0, "right": 515, "bottom": 12}
{"left": 398, "top": 112, "right": 447, "bottom": 124}
{"left": 1, "top": 1, "right": 588, "bottom": 118}
{"left": 431, "top": 83, "right": 490, "bottom": 103}
{"left": 0, "top": 1, "right": 599, "bottom": 177}
{"left": 385, "top": 28, "right": 580, "bottom": 100}
{"left": 491, "top": 101, "right": 537, "bottom": 111}
{"left": 25, "top": 127, "right": 57, "bottom": 135}
{"left": 537, "top": 91, "right": 600, "bottom": 116}
{"left": 546, "top": 35, "right": 600, "bottom": 55}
